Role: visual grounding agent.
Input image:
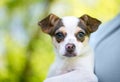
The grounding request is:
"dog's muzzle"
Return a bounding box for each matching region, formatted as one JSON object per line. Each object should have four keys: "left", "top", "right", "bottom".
{"left": 64, "top": 43, "right": 76, "bottom": 57}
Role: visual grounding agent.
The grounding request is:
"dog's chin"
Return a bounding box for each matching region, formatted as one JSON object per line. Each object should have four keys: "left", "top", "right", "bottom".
{"left": 63, "top": 52, "right": 77, "bottom": 57}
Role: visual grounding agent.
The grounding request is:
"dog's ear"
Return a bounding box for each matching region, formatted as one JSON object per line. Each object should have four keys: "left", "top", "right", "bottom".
{"left": 38, "top": 13, "right": 60, "bottom": 35}
{"left": 80, "top": 14, "right": 101, "bottom": 33}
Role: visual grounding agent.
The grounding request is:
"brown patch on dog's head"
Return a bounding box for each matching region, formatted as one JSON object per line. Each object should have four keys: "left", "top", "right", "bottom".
{"left": 38, "top": 13, "right": 63, "bottom": 35}
{"left": 79, "top": 14, "right": 101, "bottom": 34}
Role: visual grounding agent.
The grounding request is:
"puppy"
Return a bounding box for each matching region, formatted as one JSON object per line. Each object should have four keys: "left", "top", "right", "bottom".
{"left": 38, "top": 14, "right": 101, "bottom": 82}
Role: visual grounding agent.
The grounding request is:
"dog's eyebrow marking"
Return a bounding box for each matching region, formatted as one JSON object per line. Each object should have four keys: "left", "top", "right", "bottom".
{"left": 55, "top": 27, "right": 66, "bottom": 34}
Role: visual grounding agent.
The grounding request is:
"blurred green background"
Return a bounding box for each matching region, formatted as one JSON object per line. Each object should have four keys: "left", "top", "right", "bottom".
{"left": 0, "top": 0, "right": 120, "bottom": 82}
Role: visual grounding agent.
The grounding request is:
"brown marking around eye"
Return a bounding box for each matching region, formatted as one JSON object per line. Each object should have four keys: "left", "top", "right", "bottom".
{"left": 54, "top": 27, "right": 67, "bottom": 43}
{"left": 75, "top": 27, "right": 89, "bottom": 45}
{"left": 75, "top": 27, "right": 87, "bottom": 42}
{"left": 82, "top": 36, "right": 89, "bottom": 46}
{"left": 75, "top": 32, "right": 85, "bottom": 42}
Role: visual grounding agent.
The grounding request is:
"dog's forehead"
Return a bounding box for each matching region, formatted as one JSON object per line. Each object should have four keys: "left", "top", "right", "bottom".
{"left": 55, "top": 16, "right": 85, "bottom": 35}
{"left": 61, "top": 16, "right": 79, "bottom": 29}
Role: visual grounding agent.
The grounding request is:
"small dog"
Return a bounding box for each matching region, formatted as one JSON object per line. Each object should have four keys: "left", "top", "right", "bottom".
{"left": 38, "top": 14, "right": 101, "bottom": 82}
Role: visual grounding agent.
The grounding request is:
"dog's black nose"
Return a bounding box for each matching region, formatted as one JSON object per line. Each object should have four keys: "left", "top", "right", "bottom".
{"left": 65, "top": 43, "right": 75, "bottom": 52}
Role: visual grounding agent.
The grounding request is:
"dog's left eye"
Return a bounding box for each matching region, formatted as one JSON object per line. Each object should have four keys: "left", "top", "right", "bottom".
{"left": 55, "top": 32, "right": 65, "bottom": 42}
{"left": 76, "top": 32, "right": 85, "bottom": 42}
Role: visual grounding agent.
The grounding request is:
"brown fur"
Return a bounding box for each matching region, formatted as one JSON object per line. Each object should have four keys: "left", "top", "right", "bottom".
{"left": 80, "top": 14, "right": 101, "bottom": 33}
{"left": 38, "top": 14, "right": 62, "bottom": 35}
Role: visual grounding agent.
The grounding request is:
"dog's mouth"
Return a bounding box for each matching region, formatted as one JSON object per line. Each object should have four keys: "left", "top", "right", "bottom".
{"left": 63, "top": 52, "right": 77, "bottom": 57}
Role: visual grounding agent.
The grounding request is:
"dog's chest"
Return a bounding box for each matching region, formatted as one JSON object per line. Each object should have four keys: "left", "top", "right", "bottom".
{"left": 54, "top": 58, "right": 80, "bottom": 75}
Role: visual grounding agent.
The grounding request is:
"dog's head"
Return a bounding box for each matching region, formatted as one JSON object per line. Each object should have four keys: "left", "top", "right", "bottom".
{"left": 38, "top": 14, "right": 101, "bottom": 57}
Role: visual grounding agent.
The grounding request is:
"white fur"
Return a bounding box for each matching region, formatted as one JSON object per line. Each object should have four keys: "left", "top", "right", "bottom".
{"left": 44, "top": 16, "right": 98, "bottom": 82}
{"left": 53, "top": 17, "right": 86, "bottom": 58}
{"left": 62, "top": 16, "right": 79, "bottom": 28}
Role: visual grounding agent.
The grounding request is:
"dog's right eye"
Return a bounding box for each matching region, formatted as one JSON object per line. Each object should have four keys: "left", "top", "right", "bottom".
{"left": 76, "top": 32, "right": 85, "bottom": 42}
{"left": 55, "top": 32, "right": 65, "bottom": 43}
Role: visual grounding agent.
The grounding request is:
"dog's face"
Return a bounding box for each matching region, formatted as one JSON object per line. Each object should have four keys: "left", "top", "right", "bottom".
{"left": 38, "top": 14, "right": 101, "bottom": 57}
